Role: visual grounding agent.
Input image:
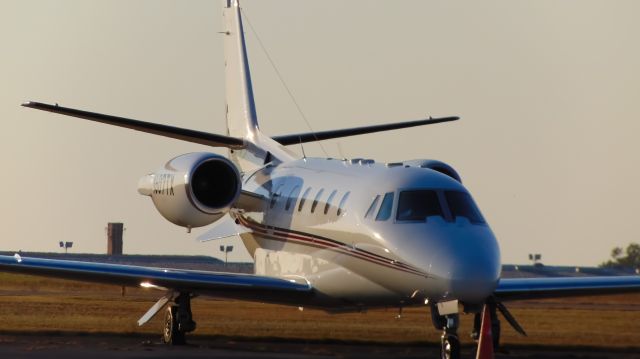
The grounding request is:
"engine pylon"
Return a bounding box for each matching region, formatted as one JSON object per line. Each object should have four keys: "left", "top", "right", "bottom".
{"left": 475, "top": 304, "right": 495, "bottom": 359}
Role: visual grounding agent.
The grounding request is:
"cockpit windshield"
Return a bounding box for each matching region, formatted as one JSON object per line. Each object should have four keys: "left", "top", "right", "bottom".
{"left": 396, "top": 190, "right": 443, "bottom": 221}
{"left": 396, "top": 189, "right": 486, "bottom": 225}
{"left": 445, "top": 191, "right": 486, "bottom": 224}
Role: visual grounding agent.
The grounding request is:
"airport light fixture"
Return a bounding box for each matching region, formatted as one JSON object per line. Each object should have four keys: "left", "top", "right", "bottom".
{"left": 219, "top": 245, "right": 234, "bottom": 264}
{"left": 59, "top": 241, "right": 73, "bottom": 254}
{"left": 528, "top": 253, "right": 542, "bottom": 266}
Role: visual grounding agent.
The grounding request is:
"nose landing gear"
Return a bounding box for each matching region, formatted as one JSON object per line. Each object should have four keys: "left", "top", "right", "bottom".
{"left": 430, "top": 303, "right": 461, "bottom": 359}
{"left": 440, "top": 315, "right": 460, "bottom": 359}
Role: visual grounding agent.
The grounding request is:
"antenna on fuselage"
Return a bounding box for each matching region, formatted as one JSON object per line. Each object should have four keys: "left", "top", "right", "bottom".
{"left": 299, "top": 136, "right": 307, "bottom": 161}
{"left": 337, "top": 142, "right": 346, "bottom": 160}
{"left": 241, "top": 5, "right": 328, "bottom": 157}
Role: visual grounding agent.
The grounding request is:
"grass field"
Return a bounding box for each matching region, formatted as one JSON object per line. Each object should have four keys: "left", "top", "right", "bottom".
{"left": 1, "top": 273, "right": 639, "bottom": 349}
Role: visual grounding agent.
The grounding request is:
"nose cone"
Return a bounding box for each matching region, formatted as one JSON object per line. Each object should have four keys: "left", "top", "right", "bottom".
{"left": 428, "top": 220, "right": 501, "bottom": 303}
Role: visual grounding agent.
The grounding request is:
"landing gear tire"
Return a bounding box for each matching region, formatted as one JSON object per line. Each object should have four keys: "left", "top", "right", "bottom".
{"left": 163, "top": 305, "right": 186, "bottom": 345}
{"left": 161, "top": 292, "right": 196, "bottom": 345}
{"left": 441, "top": 334, "right": 460, "bottom": 359}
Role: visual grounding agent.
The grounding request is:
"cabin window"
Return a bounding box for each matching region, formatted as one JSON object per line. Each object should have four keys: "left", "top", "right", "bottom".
{"left": 375, "top": 192, "right": 394, "bottom": 221}
{"left": 396, "top": 190, "right": 444, "bottom": 221}
{"left": 337, "top": 191, "right": 350, "bottom": 216}
{"left": 365, "top": 195, "right": 380, "bottom": 218}
{"left": 324, "top": 190, "right": 337, "bottom": 215}
{"left": 298, "top": 187, "right": 312, "bottom": 211}
{"left": 445, "top": 191, "right": 486, "bottom": 224}
{"left": 311, "top": 189, "right": 325, "bottom": 213}
{"left": 270, "top": 184, "right": 284, "bottom": 209}
{"left": 285, "top": 185, "right": 301, "bottom": 211}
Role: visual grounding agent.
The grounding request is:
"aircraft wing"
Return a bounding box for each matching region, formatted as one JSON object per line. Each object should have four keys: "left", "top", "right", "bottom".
{"left": 0, "top": 254, "right": 311, "bottom": 299}
{"left": 272, "top": 116, "right": 459, "bottom": 145}
{"left": 22, "top": 102, "right": 245, "bottom": 149}
{"left": 494, "top": 276, "right": 640, "bottom": 301}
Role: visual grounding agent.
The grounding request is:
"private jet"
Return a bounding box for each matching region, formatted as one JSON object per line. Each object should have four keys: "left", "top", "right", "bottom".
{"left": 2, "top": 1, "right": 639, "bottom": 358}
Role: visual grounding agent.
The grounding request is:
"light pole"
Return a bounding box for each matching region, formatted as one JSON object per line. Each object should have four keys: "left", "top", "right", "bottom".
{"left": 219, "top": 245, "right": 234, "bottom": 266}
{"left": 59, "top": 241, "right": 73, "bottom": 254}
{"left": 528, "top": 253, "right": 542, "bottom": 266}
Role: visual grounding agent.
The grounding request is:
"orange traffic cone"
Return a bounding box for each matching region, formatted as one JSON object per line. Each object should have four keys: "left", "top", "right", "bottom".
{"left": 475, "top": 304, "right": 494, "bottom": 359}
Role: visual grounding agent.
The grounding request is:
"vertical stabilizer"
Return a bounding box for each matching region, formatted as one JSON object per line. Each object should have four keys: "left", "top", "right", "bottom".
{"left": 223, "top": 0, "right": 258, "bottom": 140}
{"left": 221, "top": 0, "right": 296, "bottom": 171}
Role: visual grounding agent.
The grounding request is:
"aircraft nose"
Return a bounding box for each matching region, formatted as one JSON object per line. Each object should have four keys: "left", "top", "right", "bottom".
{"left": 428, "top": 224, "right": 501, "bottom": 303}
{"left": 447, "top": 262, "right": 500, "bottom": 304}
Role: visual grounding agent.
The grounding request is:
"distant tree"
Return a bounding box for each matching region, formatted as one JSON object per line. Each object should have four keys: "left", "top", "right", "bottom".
{"left": 601, "top": 243, "right": 640, "bottom": 269}
{"left": 611, "top": 246, "right": 623, "bottom": 260}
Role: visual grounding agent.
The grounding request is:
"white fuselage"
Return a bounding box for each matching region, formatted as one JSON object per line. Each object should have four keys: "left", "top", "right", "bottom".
{"left": 235, "top": 157, "right": 501, "bottom": 310}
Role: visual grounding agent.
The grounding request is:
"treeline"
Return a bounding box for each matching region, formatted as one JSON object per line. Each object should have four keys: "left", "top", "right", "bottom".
{"left": 601, "top": 243, "right": 640, "bottom": 269}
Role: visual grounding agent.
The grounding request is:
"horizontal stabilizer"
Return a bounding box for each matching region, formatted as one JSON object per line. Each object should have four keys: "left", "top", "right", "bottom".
{"left": 22, "top": 102, "right": 245, "bottom": 149}
{"left": 197, "top": 213, "right": 251, "bottom": 242}
{"left": 272, "top": 116, "right": 459, "bottom": 145}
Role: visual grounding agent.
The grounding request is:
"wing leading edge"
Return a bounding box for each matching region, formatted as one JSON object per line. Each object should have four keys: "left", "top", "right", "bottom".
{"left": 0, "top": 254, "right": 311, "bottom": 299}
{"left": 495, "top": 276, "right": 640, "bottom": 301}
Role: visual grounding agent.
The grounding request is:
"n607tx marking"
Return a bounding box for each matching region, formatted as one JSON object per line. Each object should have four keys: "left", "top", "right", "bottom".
{"left": 153, "top": 174, "right": 175, "bottom": 196}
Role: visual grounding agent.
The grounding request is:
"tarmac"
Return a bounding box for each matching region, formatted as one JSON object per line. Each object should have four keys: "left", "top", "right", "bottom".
{"left": 1, "top": 333, "right": 639, "bottom": 359}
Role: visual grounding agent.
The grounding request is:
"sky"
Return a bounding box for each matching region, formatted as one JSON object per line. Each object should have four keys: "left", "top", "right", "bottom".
{"left": 1, "top": 0, "right": 639, "bottom": 266}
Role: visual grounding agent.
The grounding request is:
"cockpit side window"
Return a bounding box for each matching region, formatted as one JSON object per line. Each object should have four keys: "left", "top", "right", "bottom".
{"left": 396, "top": 190, "right": 443, "bottom": 221}
{"left": 375, "top": 192, "right": 394, "bottom": 221}
{"left": 445, "top": 191, "right": 486, "bottom": 224}
{"left": 365, "top": 195, "right": 380, "bottom": 218}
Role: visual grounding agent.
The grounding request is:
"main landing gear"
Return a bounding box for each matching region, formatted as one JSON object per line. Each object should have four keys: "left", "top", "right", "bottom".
{"left": 162, "top": 292, "right": 196, "bottom": 345}
{"left": 430, "top": 303, "right": 461, "bottom": 359}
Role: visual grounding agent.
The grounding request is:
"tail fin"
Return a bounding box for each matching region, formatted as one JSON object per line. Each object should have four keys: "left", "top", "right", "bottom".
{"left": 222, "top": 0, "right": 295, "bottom": 171}
{"left": 222, "top": 0, "right": 258, "bottom": 139}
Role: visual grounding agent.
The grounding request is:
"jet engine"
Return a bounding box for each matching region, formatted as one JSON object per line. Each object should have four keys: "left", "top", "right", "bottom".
{"left": 403, "top": 159, "right": 462, "bottom": 183}
{"left": 137, "top": 152, "right": 241, "bottom": 229}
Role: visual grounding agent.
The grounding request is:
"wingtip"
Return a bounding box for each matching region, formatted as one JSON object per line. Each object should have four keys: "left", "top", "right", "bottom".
{"left": 428, "top": 115, "right": 460, "bottom": 122}
{"left": 22, "top": 101, "right": 60, "bottom": 109}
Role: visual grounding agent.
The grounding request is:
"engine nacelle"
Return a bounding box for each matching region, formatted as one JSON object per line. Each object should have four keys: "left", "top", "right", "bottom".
{"left": 137, "top": 152, "right": 241, "bottom": 228}
{"left": 403, "top": 159, "right": 462, "bottom": 183}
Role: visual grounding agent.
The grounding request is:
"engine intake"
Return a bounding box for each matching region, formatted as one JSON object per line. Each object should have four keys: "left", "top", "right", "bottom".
{"left": 138, "top": 152, "right": 241, "bottom": 228}
{"left": 190, "top": 159, "right": 240, "bottom": 212}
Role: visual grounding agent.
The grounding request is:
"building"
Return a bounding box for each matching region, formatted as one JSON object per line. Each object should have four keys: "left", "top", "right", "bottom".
{"left": 107, "top": 222, "right": 124, "bottom": 255}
